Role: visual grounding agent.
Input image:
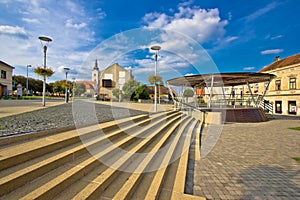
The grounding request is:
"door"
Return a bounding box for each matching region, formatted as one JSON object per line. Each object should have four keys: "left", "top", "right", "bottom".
{"left": 288, "top": 101, "right": 297, "bottom": 115}
{"left": 275, "top": 101, "right": 282, "bottom": 114}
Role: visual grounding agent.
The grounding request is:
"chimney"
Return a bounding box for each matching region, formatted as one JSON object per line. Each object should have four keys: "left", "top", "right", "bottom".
{"left": 274, "top": 56, "right": 280, "bottom": 62}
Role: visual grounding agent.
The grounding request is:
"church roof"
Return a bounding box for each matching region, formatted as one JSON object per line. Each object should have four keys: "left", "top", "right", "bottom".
{"left": 259, "top": 53, "right": 300, "bottom": 72}
{"left": 93, "top": 59, "right": 99, "bottom": 70}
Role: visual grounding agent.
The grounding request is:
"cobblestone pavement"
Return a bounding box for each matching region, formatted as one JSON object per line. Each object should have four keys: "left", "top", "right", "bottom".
{"left": 194, "top": 119, "right": 300, "bottom": 200}
{"left": 0, "top": 100, "right": 147, "bottom": 137}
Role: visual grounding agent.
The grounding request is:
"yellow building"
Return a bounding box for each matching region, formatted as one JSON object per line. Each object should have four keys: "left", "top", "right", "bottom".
{"left": 92, "top": 60, "right": 133, "bottom": 99}
{"left": 259, "top": 53, "right": 300, "bottom": 115}
{"left": 0, "top": 60, "right": 14, "bottom": 97}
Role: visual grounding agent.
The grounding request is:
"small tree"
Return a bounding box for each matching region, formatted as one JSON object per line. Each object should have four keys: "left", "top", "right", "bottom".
{"left": 183, "top": 88, "right": 194, "bottom": 102}
{"left": 112, "top": 88, "right": 122, "bottom": 100}
{"left": 122, "top": 80, "right": 141, "bottom": 100}
{"left": 75, "top": 83, "right": 86, "bottom": 96}
{"left": 148, "top": 74, "right": 163, "bottom": 86}
{"left": 133, "top": 85, "right": 149, "bottom": 101}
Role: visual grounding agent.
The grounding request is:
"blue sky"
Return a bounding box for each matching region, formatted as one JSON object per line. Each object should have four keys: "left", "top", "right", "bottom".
{"left": 0, "top": 0, "right": 299, "bottom": 84}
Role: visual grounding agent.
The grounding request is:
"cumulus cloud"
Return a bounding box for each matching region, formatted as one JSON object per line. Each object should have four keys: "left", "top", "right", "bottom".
{"left": 261, "top": 49, "right": 283, "bottom": 55}
{"left": 0, "top": 25, "right": 28, "bottom": 38}
{"left": 143, "top": 7, "right": 228, "bottom": 44}
{"left": 65, "top": 19, "right": 87, "bottom": 29}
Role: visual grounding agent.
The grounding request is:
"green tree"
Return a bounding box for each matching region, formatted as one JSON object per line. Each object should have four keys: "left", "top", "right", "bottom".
{"left": 12, "top": 75, "right": 26, "bottom": 90}
{"left": 183, "top": 88, "right": 194, "bottom": 102}
{"left": 183, "top": 88, "right": 194, "bottom": 97}
{"left": 148, "top": 74, "right": 163, "bottom": 86}
{"left": 52, "top": 80, "right": 64, "bottom": 95}
{"left": 75, "top": 83, "right": 86, "bottom": 96}
{"left": 133, "top": 85, "right": 149, "bottom": 101}
{"left": 122, "top": 80, "right": 140, "bottom": 100}
{"left": 112, "top": 88, "right": 122, "bottom": 100}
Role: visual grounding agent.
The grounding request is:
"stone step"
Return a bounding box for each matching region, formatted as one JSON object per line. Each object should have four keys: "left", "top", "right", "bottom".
{"left": 0, "top": 114, "right": 150, "bottom": 171}
{"left": 99, "top": 116, "right": 194, "bottom": 200}
{"left": 54, "top": 113, "right": 187, "bottom": 199}
{"left": 128, "top": 118, "right": 197, "bottom": 200}
{"left": 0, "top": 111, "right": 183, "bottom": 199}
{"left": 0, "top": 110, "right": 206, "bottom": 200}
{"left": 0, "top": 113, "right": 159, "bottom": 196}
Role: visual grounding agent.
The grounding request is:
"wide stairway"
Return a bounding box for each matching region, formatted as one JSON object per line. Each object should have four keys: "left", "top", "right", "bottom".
{"left": 0, "top": 110, "right": 205, "bottom": 200}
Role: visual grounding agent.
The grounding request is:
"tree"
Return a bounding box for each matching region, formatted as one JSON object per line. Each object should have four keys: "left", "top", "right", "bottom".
{"left": 13, "top": 75, "right": 43, "bottom": 95}
{"left": 75, "top": 83, "right": 86, "bottom": 96}
{"left": 183, "top": 88, "right": 194, "bottom": 102}
{"left": 133, "top": 85, "right": 149, "bottom": 101}
{"left": 148, "top": 74, "right": 163, "bottom": 86}
{"left": 183, "top": 88, "right": 194, "bottom": 97}
{"left": 122, "top": 80, "right": 141, "bottom": 100}
{"left": 112, "top": 88, "right": 122, "bottom": 100}
{"left": 52, "top": 80, "right": 64, "bottom": 95}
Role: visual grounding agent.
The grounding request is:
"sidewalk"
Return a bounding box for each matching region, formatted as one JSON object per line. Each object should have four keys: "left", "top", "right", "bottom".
{"left": 0, "top": 100, "right": 65, "bottom": 118}
{"left": 194, "top": 119, "right": 300, "bottom": 199}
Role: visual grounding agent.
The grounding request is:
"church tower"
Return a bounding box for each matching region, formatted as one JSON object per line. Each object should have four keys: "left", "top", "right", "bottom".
{"left": 92, "top": 59, "right": 100, "bottom": 94}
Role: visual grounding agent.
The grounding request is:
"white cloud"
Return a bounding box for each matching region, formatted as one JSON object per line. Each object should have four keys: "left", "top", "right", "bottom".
{"left": 0, "top": 25, "right": 27, "bottom": 38}
{"left": 261, "top": 49, "right": 283, "bottom": 55}
{"left": 22, "top": 18, "right": 40, "bottom": 24}
{"left": 225, "top": 36, "right": 238, "bottom": 42}
{"left": 271, "top": 35, "right": 283, "bottom": 40}
{"left": 185, "top": 73, "right": 195, "bottom": 76}
{"left": 245, "top": 2, "right": 280, "bottom": 22}
{"left": 143, "top": 7, "right": 228, "bottom": 44}
{"left": 65, "top": 19, "right": 87, "bottom": 29}
{"left": 243, "top": 66, "right": 255, "bottom": 71}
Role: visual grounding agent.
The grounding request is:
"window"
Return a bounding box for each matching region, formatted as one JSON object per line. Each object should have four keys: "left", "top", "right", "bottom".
{"left": 275, "top": 80, "right": 281, "bottom": 90}
{"left": 1, "top": 70, "right": 6, "bottom": 79}
{"left": 254, "top": 83, "right": 258, "bottom": 93}
{"left": 289, "top": 77, "right": 296, "bottom": 90}
{"left": 102, "top": 79, "right": 112, "bottom": 87}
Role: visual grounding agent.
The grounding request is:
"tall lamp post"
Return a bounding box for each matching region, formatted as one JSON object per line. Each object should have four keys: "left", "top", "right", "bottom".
{"left": 38, "top": 36, "right": 52, "bottom": 106}
{"left": 72, "top": 77, "right": 76, "bottom": 102}
{"left": 64, "top": 67, "right": 70, "bottom": 103}
{"left": 151, "top": 45, "right": 161, "bottom": 112}
{"left": 26, "top": 64, "right": 31, "bottom": 96}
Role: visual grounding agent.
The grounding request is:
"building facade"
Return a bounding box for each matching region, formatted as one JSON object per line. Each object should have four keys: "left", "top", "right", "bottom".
{"left": 0, "top": 60, "right": 14, "bottom": 97}
{"left": 92, "top": 60, "right": 133, "bottom": 99}
{"left": 259, "top": 54, "right": 300, "bottom": 115}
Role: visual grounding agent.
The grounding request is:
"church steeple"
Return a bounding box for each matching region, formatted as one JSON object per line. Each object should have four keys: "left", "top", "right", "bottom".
{"left": 93, "top": 59, "right": 99, "bottom": 71}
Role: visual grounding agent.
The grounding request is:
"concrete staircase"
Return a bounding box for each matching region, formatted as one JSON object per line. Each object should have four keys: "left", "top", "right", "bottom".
{"left": 0, "top": 110, "right": 205, "bottom": 200}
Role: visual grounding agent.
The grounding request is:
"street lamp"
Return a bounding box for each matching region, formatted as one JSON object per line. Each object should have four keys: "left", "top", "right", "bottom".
{"left": 72, "top": 77, "right": 76, "bottom": 102}
{"left": 151, "top": 45, "right": 161, "bottom": 112}
{"left": 38, "top": 36, "right": 52, "bottom": 106}
{"left": 64, "top": 67, "right": 70, "bottom": 103}
{"left": 26, "top": 65, "right": 31, "bottom": 96}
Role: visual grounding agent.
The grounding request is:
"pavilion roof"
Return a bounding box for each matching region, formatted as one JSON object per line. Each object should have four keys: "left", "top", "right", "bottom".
{"left": 166, "top": 72, "right": 275, "bottom": 88}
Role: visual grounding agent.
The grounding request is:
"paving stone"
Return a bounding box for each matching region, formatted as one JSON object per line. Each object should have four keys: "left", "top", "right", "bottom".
{"left": 193, "top": 118, "right": 300, "bottom": 199}
{"left": 0, "top": 101, "right": 147, "bottom": 137}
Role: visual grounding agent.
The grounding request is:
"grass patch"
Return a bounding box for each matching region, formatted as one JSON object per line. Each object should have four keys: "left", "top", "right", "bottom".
{"left": 289, "top": 127, "right": 300, "bottom": 131}
{"left": 293, "top": 157, "right": 300, "bottom": 163}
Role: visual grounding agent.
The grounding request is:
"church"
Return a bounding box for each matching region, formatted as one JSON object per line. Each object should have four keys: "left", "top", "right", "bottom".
{"left": 92, "top": 60, "right": 133, "bottom": 100}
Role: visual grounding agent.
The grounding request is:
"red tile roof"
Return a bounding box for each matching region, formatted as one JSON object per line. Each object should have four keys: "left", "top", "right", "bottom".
{"left": 259, "top": 53, "right": 300, "bottom": 72}
{"left": 76, "top": 81, "right": 94, "bottom": 89}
